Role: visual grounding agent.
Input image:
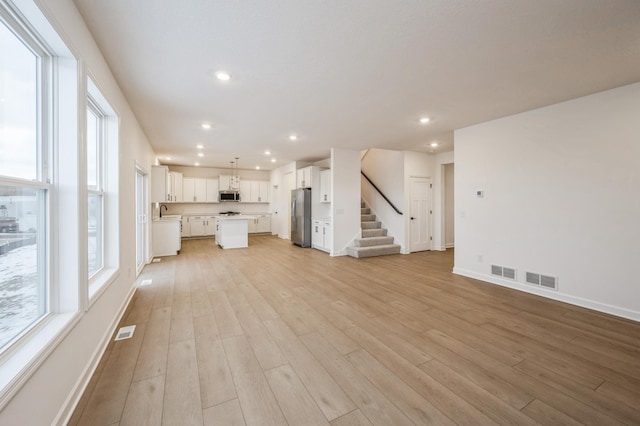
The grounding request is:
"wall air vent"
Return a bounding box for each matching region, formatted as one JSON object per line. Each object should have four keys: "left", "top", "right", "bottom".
{"left": 115, "top": 325, "right": 136, "bottom": 341}
{"left": 502, "top": 267, "right": 516, "bottom": 280}
{"left": 526, "top": 272, "right": 540, "bottom": 285}
{"left": 526, "top": 271, "right": 557, "bottom": 290}
{"left": 491, "top": 265, "right": 516, "bottom": 280}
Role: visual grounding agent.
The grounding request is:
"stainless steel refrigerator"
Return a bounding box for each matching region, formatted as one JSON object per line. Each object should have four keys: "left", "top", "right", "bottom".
{"left": 291, "top": 188, "right": 311, "bottom": 247}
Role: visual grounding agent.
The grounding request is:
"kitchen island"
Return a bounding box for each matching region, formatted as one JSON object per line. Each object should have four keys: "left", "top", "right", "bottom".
{"left": 214, "top": 214, "right": 255, "bottom": 249}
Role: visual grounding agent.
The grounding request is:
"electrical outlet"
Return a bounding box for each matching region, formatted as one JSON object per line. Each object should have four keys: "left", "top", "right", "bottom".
{"left": 478, "top": 255, "right": 483, "bottom": 262}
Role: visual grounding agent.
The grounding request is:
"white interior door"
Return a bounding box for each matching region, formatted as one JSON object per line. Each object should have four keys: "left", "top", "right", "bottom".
{"left": 135, "top": 167, "right": 148, "bottom": 274}
{"left": 409, "top": 176, "right": 431, "bottom": 252}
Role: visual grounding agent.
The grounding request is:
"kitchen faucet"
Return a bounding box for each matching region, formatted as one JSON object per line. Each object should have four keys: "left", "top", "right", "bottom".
{"left": 160, "top": 204, "right": 168, "bottom": 218}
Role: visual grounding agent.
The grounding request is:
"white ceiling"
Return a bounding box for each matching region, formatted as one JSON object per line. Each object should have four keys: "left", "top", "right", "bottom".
{"left": 72, "top": 0, "right": 640, "bottom": 170}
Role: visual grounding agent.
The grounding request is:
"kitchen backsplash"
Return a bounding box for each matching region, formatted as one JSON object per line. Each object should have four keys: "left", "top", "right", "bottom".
{"left": 162, "top": 203, "right": 271, "bottom": 216}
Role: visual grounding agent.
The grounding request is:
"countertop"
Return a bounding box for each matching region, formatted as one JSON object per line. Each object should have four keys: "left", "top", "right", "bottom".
{"left": 215, "top": 214, "right": 257, "bottom": 220}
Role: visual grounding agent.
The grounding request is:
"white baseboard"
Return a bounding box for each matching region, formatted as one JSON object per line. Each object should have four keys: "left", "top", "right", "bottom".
{"left": 56, "top": 284, "right": 137, "bottom": 425}
{"left": 453, "top": 267, "right": 640, "bottom": 322}
{"left": 445, "top": 243, "right": 455, "bottom": 249}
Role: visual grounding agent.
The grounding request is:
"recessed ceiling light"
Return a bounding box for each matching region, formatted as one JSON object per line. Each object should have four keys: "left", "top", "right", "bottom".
{"left": 197, "top": 153, "right": 204, "bottom": 157}
{"left": 271, "top": 158, "right": 277, "bottom": 163}
{"left": 215, "top": 71, "right": 231, "bottom": 81}
{"left": 430, "top": 142, "right": 439, "bottom": 148}
{"left": 255, "top": 166, "right": 260, "bottom": 170}
{"left": 195, "top": 162, "right": 200, "bottom": 166}
{"left": 420, "top": 117, "right": 431, "bottom": 124}
{"left": 264, "top": 150, "right": 271, "bottom": 156}
{"left": 201, "top": 123, "right": 212, "bottom": 130}
{"left": 196, "top": 144, "right": 204, "bottom": 149}
{"left": 289, "top": 134, "right": 298, "bottom": 141}
{"left": 166, "top": 157, "right": 171, "bottom": 160}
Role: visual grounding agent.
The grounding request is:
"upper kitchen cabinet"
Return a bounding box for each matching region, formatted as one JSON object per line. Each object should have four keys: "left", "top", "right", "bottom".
{"left": 183, "top": 177, "right": 219, "bottom": 202}
{"left": 296, "top": 166, "right": 320, "bottom": 189}
{"left": 151, "top": 165, "right": 169, "bottom": 202}
{"left": 319, "top": 169, "right": 331, "bottom": 203}
{"left": 240, "top": 180, "right": 270, "bottom": 203}
{"left": 168, "top": 171, "right": 183, "bottom": 202}
{"left": 219, "top": 174, "right": 240, "bottom": 191}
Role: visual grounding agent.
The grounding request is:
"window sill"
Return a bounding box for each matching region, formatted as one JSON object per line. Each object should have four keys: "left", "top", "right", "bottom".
{"left": 88, "top": 267, "right": 120, "bottom": 309}
{"left": 0, "top": 311, "right": 80, "bottom": 411}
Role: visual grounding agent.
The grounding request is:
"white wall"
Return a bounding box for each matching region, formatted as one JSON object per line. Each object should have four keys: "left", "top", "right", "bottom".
{"left": 454, "top": 82, "right": 640, "bottom": 321}
{"left": 331, "top": 149, "right": 361, "bottom": 256}
{"left": 0, "top": 0, "right": 157, "bottom": 424}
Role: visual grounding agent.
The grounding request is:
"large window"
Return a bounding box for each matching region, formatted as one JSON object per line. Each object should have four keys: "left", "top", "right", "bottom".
{"left": 86, "top": 78, "right": 118, "bottom": 299}
{"left": 0, "top": 17, "right": 49, "bottom": 350}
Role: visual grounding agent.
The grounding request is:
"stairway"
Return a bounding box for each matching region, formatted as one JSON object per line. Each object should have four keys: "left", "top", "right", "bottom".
{"left": 346, "top": 202, "right": 401, "bottom": 258}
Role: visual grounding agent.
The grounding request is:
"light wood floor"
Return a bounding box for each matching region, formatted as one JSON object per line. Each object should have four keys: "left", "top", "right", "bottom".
{"left": 70, "top": 236, "right": 640, "bottom": 425}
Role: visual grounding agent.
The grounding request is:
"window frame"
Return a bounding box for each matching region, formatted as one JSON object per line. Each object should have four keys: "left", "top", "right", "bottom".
{"left": 0, "top": 5, "right": 53, "bottom": 352}
{"left": 86, "top": 96, "right": 105, "bottom": 279}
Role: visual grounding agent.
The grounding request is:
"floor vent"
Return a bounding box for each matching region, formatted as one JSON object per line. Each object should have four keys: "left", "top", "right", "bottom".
{"left": 526, "top": 272, "right": 558, "bottom": 290}
{"left": 491, "top": 265, "right": 516, "bottom": 280}
{"left": 115, "top": 325, "right": 136, "bottom": 341}
{"left": 152, "top": 258, "right": 161, "bottom": 263}
{"left": 140, "top": 279, "right": 153, "bottom": 286}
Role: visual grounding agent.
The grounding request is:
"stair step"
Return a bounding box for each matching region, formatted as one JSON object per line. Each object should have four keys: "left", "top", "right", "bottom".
{"left": 361, "top": 208, "right": 370, "bottom": 214}
{"left": 347, "top": 244, "right": 401, "bottom": 258}
{"left": 361, "top": 221, "right": 381, "bottom": 229}
{"left": 362, "top": 228, "right": 387, "bottom": 237}
{"left": 361, "top": 202, "right": 365, "bottom": 208}
{"left": 361, "top": 214, "right": 376, "bottom": 222}
{"left": 353, "top": 236, "right": 394, "bottom": 247}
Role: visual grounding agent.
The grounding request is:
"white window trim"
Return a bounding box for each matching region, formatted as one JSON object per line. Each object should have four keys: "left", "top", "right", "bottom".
{"left": 86, "top": 77, "right": 119, "bottom": 303}
{"left": 0, "top": 0, "right": 81, "bottom": 409}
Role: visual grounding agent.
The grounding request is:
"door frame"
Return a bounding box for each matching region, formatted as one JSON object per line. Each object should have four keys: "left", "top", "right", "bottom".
{"left": 135, "top": 163, "right": 149, "bottom": 276}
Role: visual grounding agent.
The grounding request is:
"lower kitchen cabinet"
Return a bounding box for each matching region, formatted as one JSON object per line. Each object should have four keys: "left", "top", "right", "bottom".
{"left": 188, "top": 216, "right": 216, "bottom": 237}
{"left": 248, "top": 214, "right": 271, "bottom": 234}
{"left": 181, "top": 217, "right": 190, "bottom": 237}
{"left": 312, "top": 219, "right": 332, "bottom": 252}
{"left": 152, "top": 220, "right": 181, "bottom": 257}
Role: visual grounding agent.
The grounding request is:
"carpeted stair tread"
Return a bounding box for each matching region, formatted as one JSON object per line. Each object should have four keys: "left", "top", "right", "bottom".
{"left": 346, "top": 244, "right": 401, "bottom": 258}
{"left": 353, "top": 236, "right": 394, "bottom": 247}
{"left": 361, "top": 221, "right": 381, "bottom": 229}
{"left": 362, "top": 228, "right": 387, "bottom": 237}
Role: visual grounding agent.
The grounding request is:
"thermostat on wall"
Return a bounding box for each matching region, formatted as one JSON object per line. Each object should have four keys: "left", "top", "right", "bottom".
{"left": 476, "top": 190, "right": 484, "bottom": 198}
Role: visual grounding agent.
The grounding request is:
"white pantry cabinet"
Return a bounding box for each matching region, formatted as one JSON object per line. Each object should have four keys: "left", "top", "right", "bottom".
{"left": 319, "top": 169, "right": 331, "bottom": 203}
{"left": 151, "top": 165, "right": 169, "bottom": 202}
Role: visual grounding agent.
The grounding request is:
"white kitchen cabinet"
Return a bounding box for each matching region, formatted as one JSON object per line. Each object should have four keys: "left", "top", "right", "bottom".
{"left": 183, "top": 177, "right": 218, "bottom": 202}
{"left": 240, "top": 180, "right": 270, "bottom": 203}
{"left": 319, "top": 169, "right": 331, "bottom": 203}
{"left": 206, "top": 178, "right": 219, "bottom": 202}
{"left": 181, "top": 217, "right": 190, "bottom": 237}
{"left": 187, "top": 215, "right": 216, "bottom": 237}
{"left": 189, "top": 216, "right": 206, "bottom": 236}
{"left": 152, "top": 220, "right": 181, "bottom": 256}
{"left": 219, "top": 174, "right": 240, "bottom": 191}
{"left": 168, "top": 171, "right": 183, "bottom": 202}
{"left": 151, "top": 165, "right": 169, "bottom": 202}
{"left": 311, "top": 219, "right": 332, "bottom": 253}
{"left": 256, "top": 214, "right": 271, "bottom": 233}
{"left": 247, "top": 214, "right": 271, "bottom": 234}
{"left": 205, "top": 216, "right": 216, "bottom": 235}
{"left": 239, "top": 180, "right": 252, "bottom": 202}
{"left": 296, "top": 166, "right": 320, "bottom": 189}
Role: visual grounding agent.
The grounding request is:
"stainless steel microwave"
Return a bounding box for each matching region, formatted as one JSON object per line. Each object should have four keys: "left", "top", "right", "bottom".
{"left": 219, "top": 191, "right": 240, "bottom": 202}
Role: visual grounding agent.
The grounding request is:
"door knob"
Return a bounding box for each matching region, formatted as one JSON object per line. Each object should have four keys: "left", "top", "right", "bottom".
{"left": 410, "top": 217, "right": 415, "bottom": 220}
